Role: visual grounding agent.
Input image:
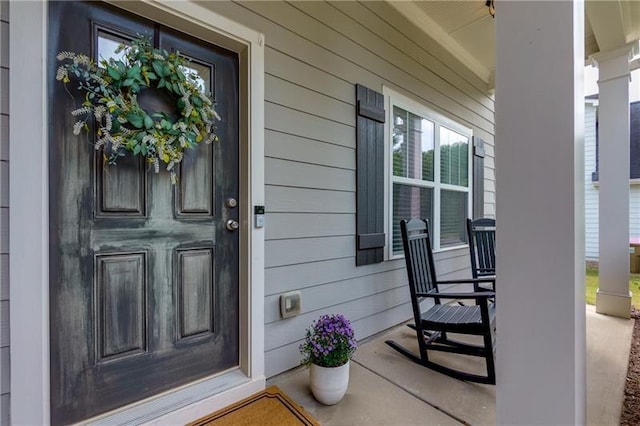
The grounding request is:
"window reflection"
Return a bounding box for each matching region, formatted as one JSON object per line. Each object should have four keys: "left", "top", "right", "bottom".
{"left": 97, "top": 32, "right": 130, "bottom": 64}
{"left": 392, "top": 107, "right": 435, "bottom": 182}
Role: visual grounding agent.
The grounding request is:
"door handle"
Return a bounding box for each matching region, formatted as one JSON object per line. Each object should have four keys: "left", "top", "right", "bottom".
{"left": 226, "top": 219, "right": 239, "bottom": 231}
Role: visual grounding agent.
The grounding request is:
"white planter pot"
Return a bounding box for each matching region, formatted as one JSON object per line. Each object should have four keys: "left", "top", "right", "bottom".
{"left": 309, "top": 361, "right": 350, "bottom": 405}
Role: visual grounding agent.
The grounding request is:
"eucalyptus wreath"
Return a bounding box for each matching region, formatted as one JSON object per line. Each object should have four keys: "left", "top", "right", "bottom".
{"left": 56, "top": 36, "right": 220, "bottom": 184}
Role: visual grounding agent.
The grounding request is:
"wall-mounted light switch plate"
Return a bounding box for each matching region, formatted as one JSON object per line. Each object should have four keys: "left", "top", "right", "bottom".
{"left": 280, "top": 291, "right": 302, "bottom": 319}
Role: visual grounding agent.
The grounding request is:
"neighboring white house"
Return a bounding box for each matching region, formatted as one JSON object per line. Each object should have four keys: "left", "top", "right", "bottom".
{"left": 585, "top": 98, "right": 640, "bottom": 261}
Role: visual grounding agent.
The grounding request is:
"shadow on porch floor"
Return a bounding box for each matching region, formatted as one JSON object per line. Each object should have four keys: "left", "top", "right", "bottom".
{"left": 268, "top": 305, "right": 633, "bottom": 425}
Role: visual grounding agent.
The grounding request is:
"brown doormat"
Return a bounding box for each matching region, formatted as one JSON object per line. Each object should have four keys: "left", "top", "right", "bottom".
{"left": 187, "top": 386, "right": 319, "bottom": 426}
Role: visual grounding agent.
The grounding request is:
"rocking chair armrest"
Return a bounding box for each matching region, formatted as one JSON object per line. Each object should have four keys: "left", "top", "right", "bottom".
{"left": 436, "top": 277, "right": 495, "bottom": 286}
{"left": 416, "top": 291, "right": 495, "bottom": 300}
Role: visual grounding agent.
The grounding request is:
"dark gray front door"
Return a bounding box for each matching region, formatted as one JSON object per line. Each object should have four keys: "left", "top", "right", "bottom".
{"left": 48, "top": 2, "right": 240, "bottom": 424}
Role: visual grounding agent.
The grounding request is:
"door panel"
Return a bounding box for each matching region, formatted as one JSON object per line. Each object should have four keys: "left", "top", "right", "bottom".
{"left": 48, "top": 2, "right": 240, "bottom": 424}
{"left": 97, "top": 153, "right": 147, "bottom": 215}
{"left": 178, "top": 248, "right": 214, "bottom": 338}
{"left": 97, "top": 253, "right": 147, "bottom": 360}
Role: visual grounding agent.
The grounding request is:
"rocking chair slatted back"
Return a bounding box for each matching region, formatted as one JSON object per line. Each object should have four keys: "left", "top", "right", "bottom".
{"left": 405, "top": 229, "right": 437, "bottom": 294}
{"left": 402, "top": 219, "right": 439, "bottom": 317}
{"left": 467, "top": 218, "right": 496, "bottom": 278}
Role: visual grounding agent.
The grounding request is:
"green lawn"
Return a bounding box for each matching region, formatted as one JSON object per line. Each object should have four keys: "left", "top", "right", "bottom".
{"left": 585, "top": 266, "right": 640, "bottom": 307}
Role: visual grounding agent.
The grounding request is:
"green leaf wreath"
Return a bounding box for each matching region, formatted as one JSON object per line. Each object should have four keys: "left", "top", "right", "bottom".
{"left": 56, "top": 36, "right": 220, "bottom": 184}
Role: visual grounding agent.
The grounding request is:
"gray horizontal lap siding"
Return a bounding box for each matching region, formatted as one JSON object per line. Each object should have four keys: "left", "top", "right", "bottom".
{"left": 205, "top": 0, "right": 496, "bottom": 377}
{"left": 0, "top": 0, "right": 8, "bottom": 423}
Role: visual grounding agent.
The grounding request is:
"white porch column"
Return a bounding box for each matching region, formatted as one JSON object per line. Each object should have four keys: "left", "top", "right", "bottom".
{"left": 593, "top": 45, "right": 635, "bottom": 319}
{"left": 495, "top": 1, "right": 585, "bottom": 424}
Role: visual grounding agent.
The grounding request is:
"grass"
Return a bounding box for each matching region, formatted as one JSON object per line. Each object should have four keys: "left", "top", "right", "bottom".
{"left": 585, "top": 266, "right": 640, "bottom": 308}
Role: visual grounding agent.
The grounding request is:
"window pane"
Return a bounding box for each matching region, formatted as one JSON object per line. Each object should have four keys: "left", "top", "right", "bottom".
{"left": 97, "top": 32, "right": 131, "bottom": 64}
{"left": 440, "top": 127, "right": 469, "bottom": 187}
{"left": 392, "top": 107, "right": 434, "bottom": 181}
{"left": 179, "top": 61, "right": 211, "bottom": 94}
{"left": 392, "top": 183, "right": 433, "bottom": 255}
{"left": 440, "top": 190, "right": 468, "bottom": 247}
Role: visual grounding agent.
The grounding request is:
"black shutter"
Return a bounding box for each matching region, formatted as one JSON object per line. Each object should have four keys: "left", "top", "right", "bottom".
{"left": 356, "top": 84, "right": 385, "bottom": 266}
{"left": 472, "top": 136, "right": 485, "bottom": 219}
{"left": 630, "top": 101, "right": 640, "bottom": 179}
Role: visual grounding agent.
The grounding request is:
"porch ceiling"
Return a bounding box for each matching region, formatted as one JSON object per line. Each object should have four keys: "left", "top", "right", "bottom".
{"left": 389, "top": 0, "right": 640, "bottom": 89}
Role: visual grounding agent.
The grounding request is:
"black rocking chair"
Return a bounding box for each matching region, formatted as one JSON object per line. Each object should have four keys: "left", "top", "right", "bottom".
{"left": 466, "top": 217, "right": 496, "bottom": 293}
{"left": 386, "top": 218, "right": 496, "bottom": 385}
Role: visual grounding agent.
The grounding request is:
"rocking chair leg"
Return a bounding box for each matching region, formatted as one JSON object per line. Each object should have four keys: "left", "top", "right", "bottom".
{"left": 483, "top": 332, "right": 496, "bottom": 384}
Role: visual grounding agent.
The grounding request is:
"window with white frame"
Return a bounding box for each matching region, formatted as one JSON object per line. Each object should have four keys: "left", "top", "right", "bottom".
{"left": 387, "top": 89, "right": 472, "bottom": 256}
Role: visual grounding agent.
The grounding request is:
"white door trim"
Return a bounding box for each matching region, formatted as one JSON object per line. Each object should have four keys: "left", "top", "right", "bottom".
{"left": 9, "top": 1, "right": 265, "bottom": 424}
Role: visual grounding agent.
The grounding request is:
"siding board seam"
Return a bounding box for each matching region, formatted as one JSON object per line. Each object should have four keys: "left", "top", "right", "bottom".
{"left": 265, "top": 234, "right": 353, "bottom": 242}
{"left": 266, "top": 128, "right": 355, "bottom": 152}
{"left": 265, "top": 183, "right": 354, "bottom": 194}
{"left": 266, "top": 100, "right": 354, "bottom": 129}
{"left": 266, "top": 44, "right": 352, "bottom": 88}
{"left": 266, "top": 254, "right": 355, "bottom": 269}
{"left": 265, "top": 155, "right": 354, "bottom": 172}
{"left": 266, "top": 71, "right": 354, "bottom": 107}
{"left": 265, "top": 265, "right": 407, "bottom": 297}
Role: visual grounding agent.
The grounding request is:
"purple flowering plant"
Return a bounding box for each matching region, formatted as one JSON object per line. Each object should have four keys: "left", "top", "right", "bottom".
{"left": 300, "top": 314, "right": 357, "bottom": 368}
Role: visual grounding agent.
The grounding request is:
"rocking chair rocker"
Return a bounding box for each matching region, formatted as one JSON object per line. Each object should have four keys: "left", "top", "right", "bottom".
{"left": 385, "top": 219, "right": 497, "bottom": 385}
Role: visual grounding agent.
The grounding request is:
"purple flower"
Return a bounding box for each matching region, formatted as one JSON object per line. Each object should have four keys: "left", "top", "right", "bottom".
{"left": 300, "top": 313, "right": 357, "bottom": 368}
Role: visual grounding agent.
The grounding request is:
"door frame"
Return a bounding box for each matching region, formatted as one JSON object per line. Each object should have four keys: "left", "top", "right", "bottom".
{"left": 10, "top": 1, "right": 265, "bottom": 424}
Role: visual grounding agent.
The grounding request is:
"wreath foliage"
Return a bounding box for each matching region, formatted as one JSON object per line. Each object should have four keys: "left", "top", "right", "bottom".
{"left": 56, "top": 36, "right": 220, "bottom": 184}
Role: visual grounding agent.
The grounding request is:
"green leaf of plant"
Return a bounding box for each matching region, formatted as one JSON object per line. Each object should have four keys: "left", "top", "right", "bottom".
{"left": 152, "top": 61, "right": 164, "bottom": 78}
{"left": 133, "top": 144, "right": 141, "bottom": 155}
{"left": 191, "top": 96, "right": 203, "bottom": 108}
{"left": 107, "top": 66, "right": 121, "bottom": 81}
{"left": 126, "top": 113, "right": 144, "bottom": 129}
{"left": 146, "top": 72, "right": 157, "bottom": 80}
{"left": 158, "top": 79, "right": 166, "bottom": 89}
{"left": 143, "top": 115, "right": 153, "bottom": 130}
{"left": 122, "top": 78, "right": 134, "bottom": 87}
{"left": 126, "top": 64, "right": 141, "bottom": 79}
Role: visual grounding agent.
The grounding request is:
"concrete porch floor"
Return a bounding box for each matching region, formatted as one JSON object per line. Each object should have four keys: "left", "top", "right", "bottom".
{"left": 269, "top": 305, "right": 634, "bottom": 425}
